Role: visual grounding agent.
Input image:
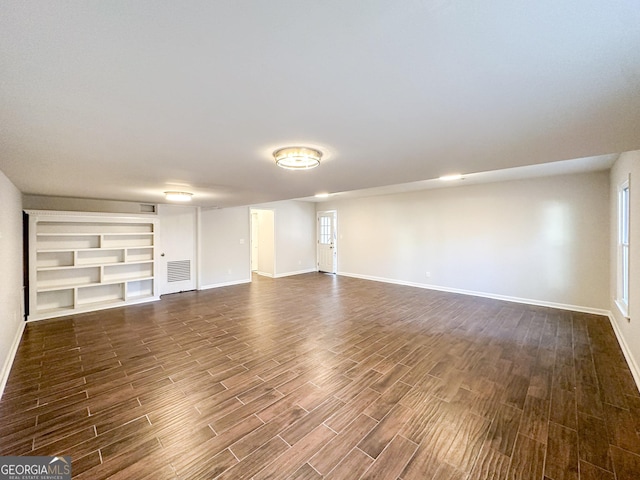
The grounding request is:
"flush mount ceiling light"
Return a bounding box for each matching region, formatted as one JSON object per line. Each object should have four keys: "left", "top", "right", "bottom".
{"left": 439, "top": 173, "right": 463, "bottom": 181}
{"left": 164, "top": 191, "right": 193, "bottom": 202}
{"left": 274, "top": 146, "right": 322, "bottom": 170}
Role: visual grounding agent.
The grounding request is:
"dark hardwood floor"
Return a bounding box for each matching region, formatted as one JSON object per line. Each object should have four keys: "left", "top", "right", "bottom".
{"left": 1, "top": 273, "right": 640, "bottom": 479}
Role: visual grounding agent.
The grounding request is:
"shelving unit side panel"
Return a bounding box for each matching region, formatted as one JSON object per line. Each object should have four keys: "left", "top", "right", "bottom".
{"left": 27, "top": 215, "right": 39, "bottom": 318}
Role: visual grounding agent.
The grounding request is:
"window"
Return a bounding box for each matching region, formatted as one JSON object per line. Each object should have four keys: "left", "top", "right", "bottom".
{"left": 319, "top": 215, "right": 332, "bottom": 245}
{"left": 617, "top": 179, "right": 630, "bottom": 317}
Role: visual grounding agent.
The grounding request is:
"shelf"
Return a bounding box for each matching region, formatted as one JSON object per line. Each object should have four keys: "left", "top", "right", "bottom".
{"left": 126, "top": 247, "right": 154, "bottom": 262}
{"left": 37, "top": 235, "right": 100, "bottom": 250}
{"left": 27, "top": 211, "right": 159, "bottom": 321}
{"left": 102, "top": 234, "right": 154, "bottom": 248}
{"left": 77, "top": 283, "right": 124, "bottom": 305}
{"left": 36, "top": 306, "right": 75, "bottom": 315}
{"left": 37, "top": 251, "right": 74, "bottom": 268}
{"left": 37, "top": 232, "right": 155, "bottom": 236}
{"left": 37, "top": 266, "right": 100, "bottom": 290}
{"left": 37, "top": 261, "right": 154, "bottom": 272}
{"left": 37, "top": 282, "right": 99, "bottom": 293}
{"left": 37, "top": 249, "right": 80, "bottom": 253}
{"left": 37, "top": 277, "right": 155, "bottom": 292}
{"left": 76, "top": 297, "right": 126, "bottom": 308}
{"left": 77, "top": 249, "right": 124, "bottom": 266}
{"left": 103, "top": 263, "right": 153, "bottom": 282}
{"left": 112, "top": 232, "right": 154, "bottom": 235}
{"left": 38, "top": 265, "right": 90, "bottom": 272}
{"left": 36, "top": 289, "right": 74, "bottom": 312}
{"left": 37, "top": 221, "right": 154, "bottom": 235}
{"left": 37, "top": 235, "right": 154, "bottom": 249}
{"left": 36, "top": 249, "right": 154, "bottom": 254}
{"left": 127, "top": 279, "right": 154, "bottom": 299}
{"left": 37, "top": 233, "right": 95, "bottom": 237}
{"left": 103, "top": 275, "right": 155, "bottom": 286}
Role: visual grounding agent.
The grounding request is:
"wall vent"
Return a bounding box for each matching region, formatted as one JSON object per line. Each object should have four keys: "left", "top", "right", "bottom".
{"left": 167, "top": 260, "right": 191, "bottom": 282}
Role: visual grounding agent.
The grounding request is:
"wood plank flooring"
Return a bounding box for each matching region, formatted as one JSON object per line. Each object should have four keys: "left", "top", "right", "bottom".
{"left": 1, "top": 273, "right": 640, "bottom": 479}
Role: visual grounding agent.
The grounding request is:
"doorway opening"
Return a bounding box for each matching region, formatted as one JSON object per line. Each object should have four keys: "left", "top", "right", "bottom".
{"left": 250, "top": 208, "right": 275, "bottom": 277}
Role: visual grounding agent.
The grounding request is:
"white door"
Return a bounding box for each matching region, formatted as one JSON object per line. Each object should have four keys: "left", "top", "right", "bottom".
{"left": 317, "top": 211, "right": 337, "bottom": 273}
{"left": 158, "top": 204, "right": 197, "bottom": 295}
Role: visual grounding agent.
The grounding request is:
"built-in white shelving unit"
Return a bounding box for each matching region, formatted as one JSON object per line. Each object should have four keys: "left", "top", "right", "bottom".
{"left": 26, "top": 210, "right": 159, "bottom": 321}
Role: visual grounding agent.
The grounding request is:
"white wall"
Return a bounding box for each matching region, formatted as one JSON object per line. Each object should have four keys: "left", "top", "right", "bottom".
{"left": 200, "top": 206, "right": 251, "bottom": 288}
{"left": 609, "top": 150, "right": 640, "bottom": 384}
{"left": 0, "top": 170, "right": 24, "bottom": 397}
{"left": 322, "top": 171, "right": 610, "bottom": 311}
{"left": 273, "top": 201, "right": 317, "bottom": 277}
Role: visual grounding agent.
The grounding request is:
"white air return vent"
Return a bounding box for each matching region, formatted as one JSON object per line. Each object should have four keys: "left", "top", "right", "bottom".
{"left": 167, "top": 260, "right": 191, "bottom": 282}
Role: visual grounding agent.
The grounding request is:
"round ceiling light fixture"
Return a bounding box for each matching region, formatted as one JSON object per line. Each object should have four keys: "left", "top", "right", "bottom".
{"left": 164, "top": 191, "right": 193, "bottom": 202}
{"left": 273, "top": 146, "right": 322, "bottom": 170}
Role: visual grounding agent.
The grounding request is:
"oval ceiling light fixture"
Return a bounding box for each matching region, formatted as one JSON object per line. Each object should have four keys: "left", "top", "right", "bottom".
{"left": 439, "top": 173, "right": 463, "bottom": 181}
{"left": 164, "top": 191, "right": 193, "bottom": 202}
{"left": 274, "top": 146, "right": 322, "bottom": 170}
{"left": 315, "top": 192, "right": 330, "bottom": 198}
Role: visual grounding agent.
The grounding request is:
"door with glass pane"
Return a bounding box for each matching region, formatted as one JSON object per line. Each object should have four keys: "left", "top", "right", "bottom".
{"left": 317, "top": 211, "right": 337, "bottom": 273}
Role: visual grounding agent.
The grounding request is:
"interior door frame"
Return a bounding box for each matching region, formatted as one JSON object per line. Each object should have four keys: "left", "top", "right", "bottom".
{"left": 157, "top": 204, "right": 198, "bottom": 295}
{"left": 317, "top": 210, "right": 337, "bottom": 274}
{"left": 251, "top": 210, "right": 259, "bottom": 272}
{"left": 250, "top": 208, "right": 276, "bottom": 278}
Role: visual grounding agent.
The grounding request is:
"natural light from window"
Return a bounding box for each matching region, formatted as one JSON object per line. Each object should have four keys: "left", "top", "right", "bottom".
{"left": 617, "top": 179, "right": 630, "bottom": 317}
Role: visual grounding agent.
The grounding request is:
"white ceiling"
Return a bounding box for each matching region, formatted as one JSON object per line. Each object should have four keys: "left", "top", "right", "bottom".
{"left": 1, "top": 1, "right": 639, "bottom": 208}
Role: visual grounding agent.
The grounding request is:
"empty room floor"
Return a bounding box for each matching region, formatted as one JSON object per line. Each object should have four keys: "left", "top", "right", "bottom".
{"left": 1, "top": 273, "right": 639, "bottom": 479}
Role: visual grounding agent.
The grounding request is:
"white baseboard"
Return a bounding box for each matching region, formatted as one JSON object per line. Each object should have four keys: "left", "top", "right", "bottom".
{"left": 607, "top": 313, "right": 640, "bottom": 392}
{"left": 274, "top": 268, "right": 317, "bottom": 278}
{"left": 338, "top": 271, "right": 640, "bottom": 389}
{"left": 336, "top": 271, "right": 640, "bottom": 389}
{"left": 254, "top": 271, "right": 274, "bottom": 278}
{"left": 0, "top": 320, "right": 26, "bottom": 400}
{"left": 200, "top": 278, "right": 252, "bottom": 290}
{"left": 337, "top": 271, "right": 611, "bottom": 316}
